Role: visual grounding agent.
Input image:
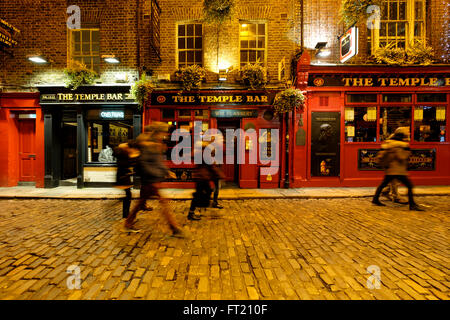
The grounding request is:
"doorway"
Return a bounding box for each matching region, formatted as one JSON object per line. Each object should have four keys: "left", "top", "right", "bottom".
{"left": 310, "top": 112, "right": 340, "bottom": 177}
{"left": 61, "top": 122, "right": 77, "bottom": 182}
{"left": 217, "top": 119, "right": 240, "bottom": 185}
{"left": 18, "top": 119, "right": 36, "bottom": 183}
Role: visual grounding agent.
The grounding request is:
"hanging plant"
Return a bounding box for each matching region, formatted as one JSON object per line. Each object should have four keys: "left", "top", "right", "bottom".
{"left": 131, "top": 73, "right": 156, "bottom": 109}
{"left": 203, "top": 0, "right": 235, "bottom": 24}
{"left": 272, "top": 88, "right": 305, "bottom": 115}
{"left": 339, "top": 0, "right": 382, "bottom": 27}
{"left": 64, "top": 60, "right": 98, "bottom": 90}
{"left": 175, "top": 64, "right": 207, "bottom": 91}
{"left": 372, "top": 41, "right": 434, "bottom": 66}
{"left": 240, "top": 62, "right": 268, "bottom": 90}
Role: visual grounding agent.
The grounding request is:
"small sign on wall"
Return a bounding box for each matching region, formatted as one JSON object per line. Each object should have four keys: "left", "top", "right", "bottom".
{"left": 339, "top": 26, "right": 358, "bottom": 63}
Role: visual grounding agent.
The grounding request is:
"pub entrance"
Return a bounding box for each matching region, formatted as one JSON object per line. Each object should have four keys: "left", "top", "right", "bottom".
{"left": 216, "top": 119, "right": 240, "bottom": 185}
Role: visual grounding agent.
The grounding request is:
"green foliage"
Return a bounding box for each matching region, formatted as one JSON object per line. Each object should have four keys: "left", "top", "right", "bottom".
{"left": 131, "top": 74, "right": 156, "bottom": 108}
{"left": 372, "top": 41, "right": 434, "bottom": 65}
{"left": 339, "top": 0, "right": 382, "bottom": 27}
{"left": 272, "top": 88, "right": 305, "bottom": 115}
{"left": 175, "top": 64, "right": 207, "bottom": 91}
{"left": 203, "top": 0, "right": 234, "bottom": 24}
{"left": 240, "top": 62, "right": 268, "bottom": 90}
{"left": 64, "top": 61, "right": 98, "bottom": 90}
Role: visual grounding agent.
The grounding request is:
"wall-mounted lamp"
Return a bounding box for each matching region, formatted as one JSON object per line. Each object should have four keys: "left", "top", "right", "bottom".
{"left": 315, "top": 42, "right": 331, "bottom": 57}
{"left": 102, "top": 55, "right": 120, "bottom": 64}
{"left": 27, "top": 55, "right": 48, "bottom": 64}
{"left": 218, "top": 69, "right": 228, "bottom": 81}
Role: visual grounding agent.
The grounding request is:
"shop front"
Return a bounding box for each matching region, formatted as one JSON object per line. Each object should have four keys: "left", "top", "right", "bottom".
{"left": 0, "top": 92, "right": 45, "bottom": 187}
{"left": 37, "top": 85, "right": 141, "bottom": 188}
{"left": 294, "top": 57, "right": 450, "bottom": 187}
{"left": 145, "top": 89, "right": 283, "bottom": 188}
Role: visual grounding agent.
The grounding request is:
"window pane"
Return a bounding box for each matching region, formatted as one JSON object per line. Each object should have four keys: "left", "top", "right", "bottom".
{"left": 82, "top": 43, "right": 91, "bottom": 53}
{"left": 162, "top": 109, "right": 175, "bottom": 119}
{"left": 249, "top": 24, "right": 256, "bottom": 36}
{"left": 73, "top": 30, "right": 81, "bottom": 42}
{"left": 347, "top": 94, "right": 377, "bottom": 103}
{"left": 178, "top": 24, "right": 185, "bottom": 36}
{"left": 258, "top": 24, "right": 265, "bottom": 35}
{"left": 388, "top": 23, "right": 396, "bottom": 37}
{"left": 257, "top": 36, "right": 265, "bottom": 48}
{"left": 399, "top": 1, "right": 406, "bottom": 19}
{"left": 82, "top": 30, "right": 90, "bottom": 42}
{"left": 92, "top": 42, "right": 99, "bottom": 53}
{"left": 91, "top": 30, "right": 99, "bottom": 42}
{"left": 241, "top": 50, "right": 248, "bottom": 63}
{"left": 195, "top": 51, "right": 202, "bottom": 64}
{"left": 186, "top": 37, "right": 194, "bottom": 49}
{"left": 345, "top": 107, "right": 377, "bottom": 142}
{"left": 249, "top": 37, "right": 256, "bottom": 48}
{"left": 194, "top": 109, "right": 209, "bottom": 119}
{"left": 241, "top": 40, "right": 248, "bottom": 48}
{"left": 195, "top": 24, "right": 202, "bottom": 36}
{"left": 179, "top": 51, "right": 186, "bottom": 64}
{"left": 187, "top": 51, "right": 194, "bottom": 63}
{"left": 249, "top": 50, "right": 256, "bottom": 63}
{"left": 74, "top": 43, "right": 81, "bottom": 54}
{"left": 379, "top": 107, "right": 412, "bottom": 140}
{"left": 383, "top": 94, "right": 412, "bottom": 102}
{"left": 195, "top": 37, "right": 202, "bottom": 49}
{"left": 417, "top": 93, "right": 447, "bottom": 102}
{"left": 415, "top": 1, "right": 423, "bottom": 20}
{"left": 257, "top": 51, "right": 264, "bottom": 62}
{"left": 414, "top": 106, "right": 446, "bottom": 142}
{"left": 178, "top": 38, "right": 185, "bottom": 49}
{"left": 389, "top": 2, "right": 397, "bottom": 19}
{"left": 187, "top": 24, "right": 194, "bottom": 36}
{"left": 178, "top": 109, "right": 191, "bottom": 119}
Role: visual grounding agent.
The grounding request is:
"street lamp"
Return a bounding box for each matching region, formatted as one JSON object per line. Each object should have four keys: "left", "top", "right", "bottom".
{"left": 27, "top": 55, "right": 48, "bottom": 64}
{"left": 102, "top": 55, "right": 120, "bottom": 64}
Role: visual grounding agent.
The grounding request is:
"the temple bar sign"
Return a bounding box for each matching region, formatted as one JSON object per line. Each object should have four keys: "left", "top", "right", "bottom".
{"left": 152, "top": 92, "right": 274, "bottom": 105}
{"left": 310, "top": 75, "right": 450, "bottom": 87}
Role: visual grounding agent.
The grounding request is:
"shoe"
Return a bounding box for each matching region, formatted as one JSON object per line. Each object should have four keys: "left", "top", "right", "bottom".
{"left": 372, "top": 199, "right": 386, "bottom": 206}
{"left": 123, "top": 224, "right": 140, "bottom": 233}
{"left": 143, "top": 206, "right": 153, "bottom": 211}
{"left": 170, "top": 226, "right": 184, "bottom": 238}
{"left": 187, "top": 212, "right": 201, "bottom": 221}
{"left": 212, "top": 203, "right": 224, "bottom": 209}
{"left": 410, "top": 204, "right": 425, "bottom": 211}
{"left": 394, "top": 199, "right": 408, "bottom": 205}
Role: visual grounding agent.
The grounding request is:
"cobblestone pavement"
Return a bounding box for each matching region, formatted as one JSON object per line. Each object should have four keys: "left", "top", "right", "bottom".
{"left": 0, "top": 196, "right": 448, "bottom": 300}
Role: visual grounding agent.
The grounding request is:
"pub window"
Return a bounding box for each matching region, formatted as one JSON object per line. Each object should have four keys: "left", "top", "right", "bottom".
{"left": 382, "top": 93, "right": 412, "bottom": 103}
{"left": 239, "top": 21, "right": 267, "bottom": 67}
{"left": 87, "top": 121, "right": 133, "bottom": 163}
{"left": 347, "top": 94, "right": 377, "bottom": 103}
{"left": 417, "top": 93, "right": 447, "bottom": 103}
{"left": 68, "top": 29, "right": 100, "bottom": 73}
{"left": 162, "top": 109, "right": 175, "bottom": 119}
{"left": 413, "top": 106, "right": 446, "bottom": 142}
{"left": 161, "top": 109, "right": 209, "bottom": 161}
{"left": 367, "top": 0, "right": 426, "bottom": 54}
{"left": 344, "top": 107, "right": 377, "bottom": 142}
{"left": 177, "top": 23, "right": 203, "bottom": 68}
{"left": 379, "top": 106, "right": 412, "bottom": 140}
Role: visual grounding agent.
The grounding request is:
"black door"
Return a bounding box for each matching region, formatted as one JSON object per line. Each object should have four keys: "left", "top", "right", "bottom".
{"left": 311, "top": 112, "right": 340, "bottom": 177}
{"left": 217, "top": 119, "right": 240, "bottom": 184}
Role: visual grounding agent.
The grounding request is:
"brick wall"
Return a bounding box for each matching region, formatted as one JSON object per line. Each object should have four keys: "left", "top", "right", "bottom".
{"left": 154, "top": 0, "right": 301, "bottom": 84}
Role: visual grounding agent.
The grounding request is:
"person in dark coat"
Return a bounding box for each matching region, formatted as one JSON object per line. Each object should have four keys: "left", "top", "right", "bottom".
{"left": 187, "top": 163, "right": 214, "bottom": 220}
{"left": 124, "top": 122, "right": 182, "bottom": 235}
{"left": 372, "top": 127, "right": 424, "bottom": 211}
{"left": 113, "top": 140, "right": 140, "bottom": 218}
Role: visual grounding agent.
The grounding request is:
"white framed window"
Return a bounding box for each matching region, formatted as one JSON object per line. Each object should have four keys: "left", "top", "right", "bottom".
{"left": 239, "top": 21, "right": 267, "bottom": 67}
{"left": 68, "top": 28, "right": 100, "bottom": 73}
{"left": 177, "top": 23, "right": 203, "bottom": 68}
{"left": 368, "top": 0, "right": 426, "bottom": 53}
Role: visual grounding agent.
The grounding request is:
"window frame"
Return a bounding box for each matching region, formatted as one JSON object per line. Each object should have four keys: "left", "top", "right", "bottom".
{"left": 68, "top": 28, "right": 101, "bottom": 73}
{"left": 176, "top": 22, "right": 203, "bottom": 68}
{"left": 239, "top": 20, "right": 268, "bottom": 68}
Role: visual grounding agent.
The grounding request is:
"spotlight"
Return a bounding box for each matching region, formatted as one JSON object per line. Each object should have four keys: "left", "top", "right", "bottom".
{"left": 27, "top": 56, "right": 47, "bottom": 64}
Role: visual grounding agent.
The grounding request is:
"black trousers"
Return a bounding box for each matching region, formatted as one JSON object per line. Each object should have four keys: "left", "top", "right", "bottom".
{"left": 189, "top": 181, "right": 212, "bottom": 213}
{"left": 122, "top": 188, "right": 132, "bottom": 218}
{"left": 212, "top": 178, "right": 219, "bottom": 204}
{"left": 373, "top": 175, "right": 416, "bottom": 206}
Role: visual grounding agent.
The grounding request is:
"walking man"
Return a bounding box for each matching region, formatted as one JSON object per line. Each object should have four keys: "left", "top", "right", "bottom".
{"left": 372, "top": 127, "right": 424, "bottom": 211}
{"left": 124, "top": 122, "right": 182, "bottom": 235}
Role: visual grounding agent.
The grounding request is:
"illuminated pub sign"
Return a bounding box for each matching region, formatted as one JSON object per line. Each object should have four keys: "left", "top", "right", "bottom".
{"left": 359, "top": 149, "right": 436, "bottom": 171}
{"left": 151, "top": 91, "right": 275, "bottom": 105}
{"left": 0, "top": 19, "right": 20, "bottom": 48}
{"left": 339, "top": 26, "right": 358, "bottom": 63}
{"left": 310, "top": 75, "right": 450, "bottom": 87}
{"left": 38, "top": 86, "right": 135, "bottom": 104}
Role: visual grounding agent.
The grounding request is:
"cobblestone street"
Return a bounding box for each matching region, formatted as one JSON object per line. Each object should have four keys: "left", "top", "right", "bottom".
{"left": 0, "top": 196, "right": 448, "bottom": 300}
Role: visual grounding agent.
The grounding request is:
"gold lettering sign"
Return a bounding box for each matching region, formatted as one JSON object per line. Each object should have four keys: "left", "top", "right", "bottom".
{"left": 343, "top": 77, "right": 450, "bottom": 87}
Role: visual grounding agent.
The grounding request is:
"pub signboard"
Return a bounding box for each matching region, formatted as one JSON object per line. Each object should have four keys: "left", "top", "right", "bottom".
{"left": 0, "top": 19, "right": 20, "bottom": 50}
{"left": 358, "top": 149, "right": 436, "bottom": 171}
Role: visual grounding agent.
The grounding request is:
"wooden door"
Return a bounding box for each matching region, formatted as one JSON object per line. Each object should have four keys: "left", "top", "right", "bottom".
{"left": 19, "top": 119, "right": 36, "bottom": 181}
{"left": 217, "top": 119, "right": 240, "bottom": 182}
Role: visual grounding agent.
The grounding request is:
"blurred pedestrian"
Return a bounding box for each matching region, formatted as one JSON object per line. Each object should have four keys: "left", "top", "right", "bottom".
{"left": 187, "top": 163, "right": 213, "bottom": 221}
{"left": 124, "top": 122, "right": 182, "bottom": 235}
{"left": 372, "top": 127, "right": 424, "bottom": 211}
{"left": 113, "top": 140, "right": 140, "bottom": 218}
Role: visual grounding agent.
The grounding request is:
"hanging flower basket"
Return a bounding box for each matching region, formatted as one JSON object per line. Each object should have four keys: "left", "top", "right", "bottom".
{"left": 240, "top": 62, "right": 268, "bottom": 90}
{"left": 175, "top": 64, "right": 207, "bottom": 91}
{"left": 371, "top": 41, "right": 434, "bottom": 66}
{"left": 339, "top": 0, "right": 382, "bottom": 27}
{"left": 64, "top": 60, "right": 98, "bottom": 90}
{"left": 272, "top": 88, "right": 305, "bottom": 115}
{"left": 131, "top": 73, "right": 156, "bottom": 110}
{"left": 203, "top": 0, "right": 235, "bottom": 24}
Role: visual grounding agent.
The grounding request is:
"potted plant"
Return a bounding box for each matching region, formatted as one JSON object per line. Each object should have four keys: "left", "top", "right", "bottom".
{"left": 64, "top": 60, "right": 98, "bottom": 90}
{"left": 131, "top": 73, "right": 156, "bottom": 109}
{"left": 203, "top": 0, "right": 235, "bottom": 24}
{"left": 240, "top": 62, "right": 268, "bottom": 90}
{"left": 272, "top": 88, "right": 305, "bottom": 115}
{"left": 175, "top": 64, "right": 207, "bottom": 91}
